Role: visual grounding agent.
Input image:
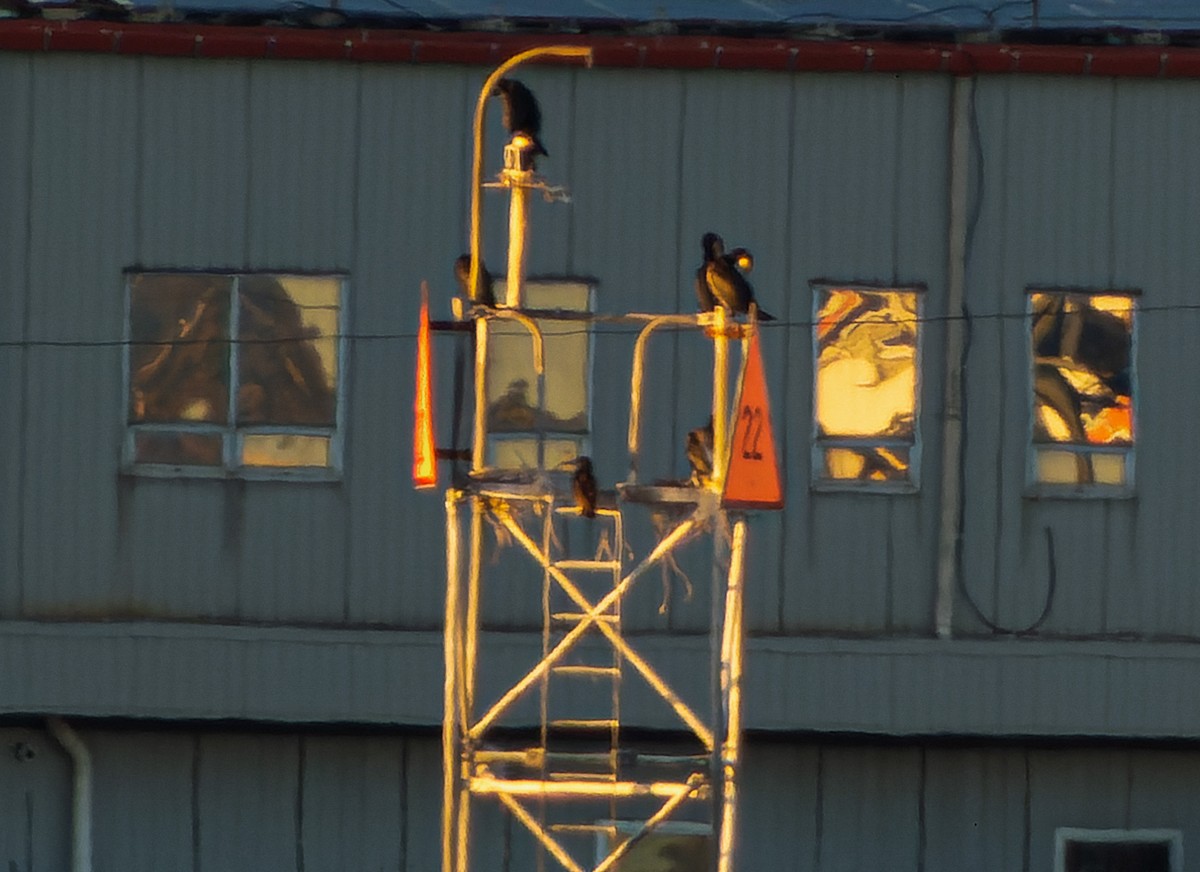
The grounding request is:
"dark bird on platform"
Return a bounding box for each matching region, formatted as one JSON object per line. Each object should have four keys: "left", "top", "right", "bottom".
{"left": 454, "top": 254, "right": 496, "bottom": 306}
{"left": 686, "top": 417, "right": 715, "bottom": 486}
{"left": 494, "top": 78, "right": 548, "bottom": 159}
{"left": 703, "top": 232, "right": 775, "bottom": 321}
{"left": 695, "top": 232, "right": 720, "bottom": 312}
{"left": 572, "top": 455, "right": 598, "bottom": 518}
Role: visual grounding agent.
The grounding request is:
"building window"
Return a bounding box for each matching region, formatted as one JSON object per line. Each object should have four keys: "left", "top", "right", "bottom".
{"left": 484, "top": 279, "right": 593, "bottom": 470}
{"left": 812, "top": 284, "right": 922, "bottom": 490}
{"left": 125, "top": 271, "right": 345, "bottom": 478}
{"left": 597, "top": 821, "right": 711, "bottom": 871}
{"left": 1055, "top": 828, "right": 1181, "bottom": 872}
{"left": 1029, "top": 290, "right": 1135, "bottom": 495}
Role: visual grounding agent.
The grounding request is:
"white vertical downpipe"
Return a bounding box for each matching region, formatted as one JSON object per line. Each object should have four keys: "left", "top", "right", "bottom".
{"left": 935, "top": 76, "right": 973, "bottom": 639}
{"left": 47, "top": 716, "right": 93, "bottom": 872}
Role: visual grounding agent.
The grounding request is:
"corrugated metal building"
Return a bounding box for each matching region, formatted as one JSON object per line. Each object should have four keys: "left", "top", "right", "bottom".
{"left": 4, "top": 1, "right": 1200, "bottom": 868}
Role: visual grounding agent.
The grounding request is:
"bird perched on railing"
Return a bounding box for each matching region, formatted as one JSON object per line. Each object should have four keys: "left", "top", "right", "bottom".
{"left": 686, "top": 417, "right": 715, "bottom": 487}
{"left": 454, "top": 253, "right": 496, "bottom": 306}
{"left": 695, "top": 233, "right": 720, "bottom": 312}
{"left": 696, "top": 234, "right": 755, "bottom": 313}
{"left": 494, "top": 78, "right": 549, "bottom": 161}
{"left": 698, "top": 231, "right": 775, "bottom": 321}
{"left": 572, "top": 455, "right": 598, "bottom": 518}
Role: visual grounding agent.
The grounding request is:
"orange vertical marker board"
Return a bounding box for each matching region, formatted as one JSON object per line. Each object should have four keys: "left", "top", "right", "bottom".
{"left": 412, "top": 282, "right": 438, "bottom": 489}
{"left": 722, "top": 328, "right": 784, "bottom": 510}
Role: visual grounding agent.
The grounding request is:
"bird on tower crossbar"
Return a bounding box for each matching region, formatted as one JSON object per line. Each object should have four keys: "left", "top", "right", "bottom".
{"left": 572, "top": 455, "right": 598, "bottom": 519}
{"left": 698, "top": 231, "right": 775, "bottom": 321}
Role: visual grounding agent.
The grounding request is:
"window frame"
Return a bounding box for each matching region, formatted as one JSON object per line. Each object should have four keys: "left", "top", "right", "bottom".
{"left": 810, "top": 280, "right": 925, "bottom": 494}
{"left": 1054, "top": 827, "right": 1182, "bottom": 872}
{"left": 1025, "top": 287, "right": 1138, "bottom": 500}
{"left": 122, "top": 269, "right": 348, "bottom": 482}
{"left": 484, "top": 277, "right": 596, "bottom": 472}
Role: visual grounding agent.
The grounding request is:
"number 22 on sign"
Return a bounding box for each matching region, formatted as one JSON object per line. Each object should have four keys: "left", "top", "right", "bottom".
{"left": 723, "top": 329, "right": 783, "bottom": 510}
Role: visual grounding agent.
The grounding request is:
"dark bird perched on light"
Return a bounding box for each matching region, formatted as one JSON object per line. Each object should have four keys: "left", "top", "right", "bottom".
{"left": 572, "top": 455, "right": 598, "bottom": 518}
{"left": 694, "top": 234, "right": 757, "bottom": 314}
{"left": 494, "top": 78, "right": 548, "bottom": 159}
{"left": 702, "top": 232, "right": 775, "bottom": 321}
{"left": 454, "top": 254, "right": 496, "bottom": 307}
{"left": 686, "top": 417, "right": 715, "bottom": 486}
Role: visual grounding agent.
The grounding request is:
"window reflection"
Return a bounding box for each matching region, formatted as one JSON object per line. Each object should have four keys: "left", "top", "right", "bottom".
{"left": 129, "top": 274, "right": 232, "bottom": 425}
{"left": 125, "top": 272, "right": 342, "bottom": 475}
{"left": 238, "top": 275, "right": 338, "bottom": 427}
{"left": 1030, "top": 291, "right": 1134, "bottom": 487}
{"left": 813, "top": 287, "right": 920, "bottom": 486}
{"left": 484, "top": 281, "right": 592, "bottom": 469}
{"left": 242, "top": 433, "right": 331, "bottom": 467}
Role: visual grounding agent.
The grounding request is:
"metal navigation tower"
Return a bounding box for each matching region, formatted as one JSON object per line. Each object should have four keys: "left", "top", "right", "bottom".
{"left": 430, "top": 47, "right": 773, "bottom": 872}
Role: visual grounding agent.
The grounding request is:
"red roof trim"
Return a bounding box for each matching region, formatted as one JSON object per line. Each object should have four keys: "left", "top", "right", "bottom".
{"left": 1, "top": 20, "right": 1199, "bottom": 78}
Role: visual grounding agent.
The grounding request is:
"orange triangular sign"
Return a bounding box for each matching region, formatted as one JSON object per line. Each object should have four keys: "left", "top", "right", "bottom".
{"left": 722, "top": 329, "right": 784, "bottom": 510}
{"left": 412, "top": 282, "right": 438, "bottom": 489}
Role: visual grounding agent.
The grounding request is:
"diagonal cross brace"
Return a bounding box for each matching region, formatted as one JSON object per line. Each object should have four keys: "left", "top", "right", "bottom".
{"left": 592, "top": 776, "right": 704, "bottom": 872}
{"left": 469, "top": 507, "right": 713, "bottom": 749}
{"left": 485, "top": 777, "right": 703, "bottom": 872}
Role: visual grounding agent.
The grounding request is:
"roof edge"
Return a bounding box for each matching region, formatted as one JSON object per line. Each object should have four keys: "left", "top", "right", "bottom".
{"left": 0, "top": 20, "right": 1198, "bottom": 77}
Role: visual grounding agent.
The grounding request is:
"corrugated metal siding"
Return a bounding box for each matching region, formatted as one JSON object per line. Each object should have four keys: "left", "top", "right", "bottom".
{"left": 21, "top": 55, "right": 137, "bottom": 617}
{"left": 9, "top": 726, "right": 1200, "bottom": 872}
{"left": 784, "top": 73, "right": 950, "bottom": 634}
{"left": 138, "top": 58, "right": 251, "bottom": 266}
{"left": 569, "top": 68, "right": 686, "bottom": 557}
{"left": 819, "top": 747, "right": 923, "bottom": 872}
{"left": 246, "top": 61, "right": 359, "bottom": 269}
{"left": 346, "top": 64, "right": 474, "bottom": 628}
{"left": 11, "top": 52, "right": 1200, "bottom": 728}
{"left": 1111, "top": 80, "right": 1200, "bottom": 638}
{"left": 122, "top": 479, "right": 239, "bottom": 618}
{"left": 959, "top": 75, "right": 1200, "bottom": 642}
{"left": 0, "top": 54, "right": 31, "bottom": 618}
{"left": 0, "top": 725, "right": 71, "bottom": 872}
{"left": 90, "top": 730, "right": 196, "bottom": 869}
{"left": 924, "top": 749, "right": 1026, "bottom": 872}
{"left": 302, "top": 736, "right": 407, "bottom": 869}
{"left": 198, "top": 733, "right": 300, "bottom": 871}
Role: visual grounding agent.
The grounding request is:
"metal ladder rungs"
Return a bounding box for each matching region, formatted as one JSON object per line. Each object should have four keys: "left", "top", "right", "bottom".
{"left": 552, "top": 559, "right": 622, "bottom": 571}
{"left": 550, "top": 612, "right": 618, "bottom": 624}
{"left": 554, "top": 506, "right": 621, "bottom": 518}
{"left": 548, "top": 718, "right": 620, "bottom": 730}
{"left": 549, "top": 823, "right": 619, "bottom": 835}
{"left": 551, "top": 665, "right": 621, "bottom": 677}
{"left": 547, "top": 771, "right": 618, "bottom": 782}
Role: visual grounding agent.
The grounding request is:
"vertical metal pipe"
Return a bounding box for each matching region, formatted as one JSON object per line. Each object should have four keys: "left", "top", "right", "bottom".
{"left": 712, "top": 307, "right": 729, "bottom": 490}
{"left": 472, "top": 319, "right": 489, "bottom": 472}
{"left": 455, "top": 782, "right": 472, "bottom": 872}
{"left": 464, "top": 496, "right": 485, "bottom": 727}
{"left": 442, "top": 490, "right": 463, "bottom": 872}
{"left": 935, "top": 76, "right": 972, "bottom": 639}
{"left": 717, "top": 518, "right": 747, "bottom": 872}
{"left": 47, "top": 717, "right": 92, "bottom": 872}
{"left": 709, "top": 516, "right": 727, "bottom": 872}
{"left": 506, "top": 179, "right": 530, "bottom": 309}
